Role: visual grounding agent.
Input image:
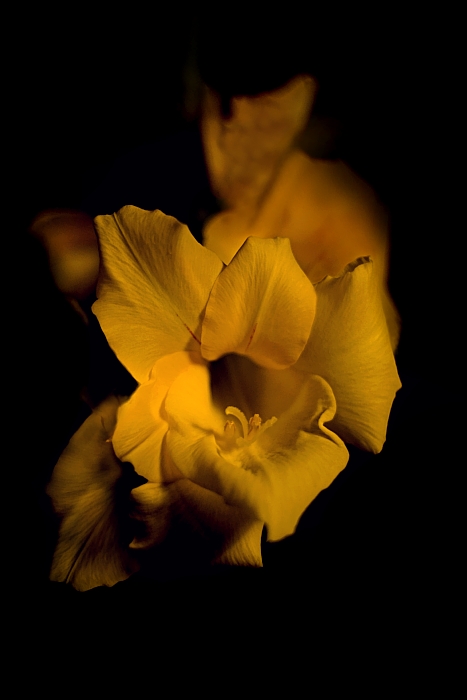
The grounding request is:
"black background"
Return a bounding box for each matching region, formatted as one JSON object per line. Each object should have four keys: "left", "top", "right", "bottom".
{"left": 13, "top": 5, "right": 459, "bottom": 637}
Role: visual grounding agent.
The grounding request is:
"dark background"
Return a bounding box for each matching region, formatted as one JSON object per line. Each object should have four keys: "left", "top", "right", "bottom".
{"left": 14, "top": 5, "right": 458, "bottom": 627}
{"left": 17, "top": 5, "right": 458, "bottom": 372}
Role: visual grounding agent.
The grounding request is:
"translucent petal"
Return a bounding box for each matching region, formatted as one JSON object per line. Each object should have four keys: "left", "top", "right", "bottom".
{"left": 92, "top": 207, "right": 223, "bottom": 383}
{"left": 202, "top": 150, "right": 389, "bottom": 279}
{"left": 201, "top": 237, "right": 316, "bottom": 369}
{"left": 296, "top": 257, "right": 401, "bottom": 452}
{"left": 47, "top": 397, "right": 138, "bottom": 591}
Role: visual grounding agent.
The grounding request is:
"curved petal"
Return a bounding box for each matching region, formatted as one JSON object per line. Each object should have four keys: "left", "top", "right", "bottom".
{"left": 173, "top": 480, "right": 263, "bottom": 567}
{"left": 296, "top": 257, "right": 401, "bottom": 452}
{"left": 130, "top": 480, "right": 263, "bottom": 567}
{"left": 112, "top": 351, "right": 205, "bottom": 482}
{"left": 47, "top": 397, "right": 138, "bottom": 591}
{"left": 201, "top": 237, "right": 316, "bottom": 369}
{"left": 92, "top": 207, "right": 224, "bottom": 383}
{"left": 164, "top": 362, "right": 348, "bottom": 541}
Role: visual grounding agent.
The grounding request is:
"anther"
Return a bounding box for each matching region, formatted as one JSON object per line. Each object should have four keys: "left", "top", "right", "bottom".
{"left": 248, "top": 413, "right": 262, "bottom": 437}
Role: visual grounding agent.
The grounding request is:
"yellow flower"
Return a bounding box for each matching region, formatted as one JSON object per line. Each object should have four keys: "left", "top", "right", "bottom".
{"left": 48, "top": 205, "right": 400, "bottom": 589}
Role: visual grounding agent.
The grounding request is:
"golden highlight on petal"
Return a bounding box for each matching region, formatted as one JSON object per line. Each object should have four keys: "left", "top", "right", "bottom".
{"left": 113, "top": 351, "right": 206, "bottom": 482}
{"left": 92, "top": 206, "right": 223, "bottom": 383}
{"left": 201, "top": 237, "right": 316, "bottom": 369}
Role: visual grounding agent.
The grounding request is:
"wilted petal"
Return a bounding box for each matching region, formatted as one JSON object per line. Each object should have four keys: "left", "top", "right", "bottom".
{"left": 296, "top": 257, "right": 401, "bottom": 452}
{"left": 47, "top": 397, "right": 138, "bottom": 591}
{"left": 164, "top": 361, "right": 348, "bottom": 542}
{"left": 92, "top": 207, "right": 223, "bottom": 383}
{"left": 201, "top": 237, "right": 316, "bottom": 369}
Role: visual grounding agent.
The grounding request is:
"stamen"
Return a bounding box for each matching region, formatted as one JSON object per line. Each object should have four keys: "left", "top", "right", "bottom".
{"left": 217, "top": 418, "right": 239, "bottom": 452}
{"left": 248, "top": 413, "right": 262, "bottom": 438}
{"left": 223, "top": 406, "right": 278, "bottom": 448}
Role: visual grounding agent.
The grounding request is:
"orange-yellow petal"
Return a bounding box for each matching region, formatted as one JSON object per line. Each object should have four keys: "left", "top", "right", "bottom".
{"left": 201, "top": 236, "right": 316, "bottom": 369}
{"left": 296, "top": 257, "right": 401, "bottom": 452}
{"left": 92, "top": 207, "right": 223, "bottom": 383}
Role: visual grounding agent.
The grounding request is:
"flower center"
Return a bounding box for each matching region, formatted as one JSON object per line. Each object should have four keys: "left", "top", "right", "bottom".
{"left": 221, "top": 405, "right": 277, "bottom": 449}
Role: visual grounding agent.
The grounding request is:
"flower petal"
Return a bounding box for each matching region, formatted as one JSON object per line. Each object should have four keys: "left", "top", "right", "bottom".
{"left": 47, "top": 397, "right": 138, "bottom": 591}
{"left": 201, "top": 237, "right": 316, "bottom": 369}
{"left": 173, "top": 480, "right": 263, "bottom": 567}
{"left": 112, "top": 351, "right": 205, "bottom": 483}
{"left": 296, "top": 257, "right": 401, "bottom": 452}
{"left": 92, "top": 207, "right": 224, "bottom": 383}
{"left": 164, "top": 361, "right": 348, "bottom": 541}
{"left": 113, "top": 379, "right": 168, "bottom": 483}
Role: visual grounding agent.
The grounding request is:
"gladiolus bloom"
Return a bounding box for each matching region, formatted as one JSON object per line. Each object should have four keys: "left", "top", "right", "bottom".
{"left": 48, "top": 206, "right": 400, "bottom": 590}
